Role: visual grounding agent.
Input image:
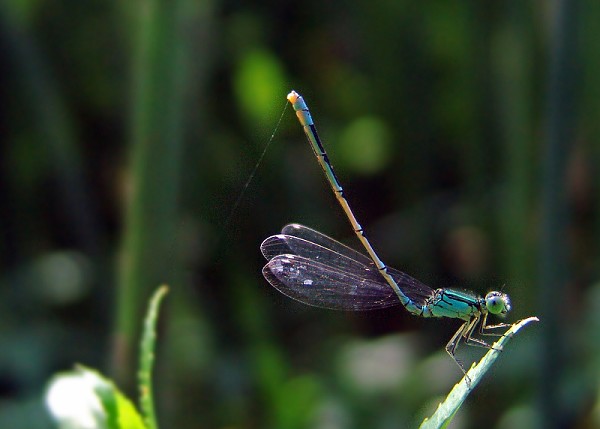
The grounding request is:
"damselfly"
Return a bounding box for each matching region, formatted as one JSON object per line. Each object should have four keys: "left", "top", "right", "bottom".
{"left": 260, "top": 90, "right": 512, "bottom": 377}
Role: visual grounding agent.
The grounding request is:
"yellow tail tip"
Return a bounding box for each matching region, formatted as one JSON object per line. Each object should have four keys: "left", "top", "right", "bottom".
{"left": 287, "top": 90, "right": 300, "bottom": 103}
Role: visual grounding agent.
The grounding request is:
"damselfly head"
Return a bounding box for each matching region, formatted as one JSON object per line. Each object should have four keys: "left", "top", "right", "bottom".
{"left": 484, "top": 291, "right": 511, "bottom": 316}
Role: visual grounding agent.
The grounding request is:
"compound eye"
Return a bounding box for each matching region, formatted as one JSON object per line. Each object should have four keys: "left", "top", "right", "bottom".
{"left": 485, "top": 292, "right": 510, "bottom": 315}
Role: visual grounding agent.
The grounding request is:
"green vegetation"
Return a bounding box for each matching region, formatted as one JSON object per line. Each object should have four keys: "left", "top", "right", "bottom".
{"left": 0, "top": 1, "right": 596, "bottom": 428}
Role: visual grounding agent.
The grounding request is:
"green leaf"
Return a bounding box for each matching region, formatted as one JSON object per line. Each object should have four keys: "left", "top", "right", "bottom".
{"left": 419, "top": 317, "right": 539, "bottom": 429}
{"left": 233, "top": 49, "right": 286, "bottom": 129}
{"left": 138, "top": 285, "right": 169, "bottom": 429}
{"left": 273, "top": 375, "right": 323, "bottom": 429}
{"left": 45, "top": 365, "right": 146, "bottom": 429}
{"left": 337, "top": 116, "right": 392, "bottom": 175}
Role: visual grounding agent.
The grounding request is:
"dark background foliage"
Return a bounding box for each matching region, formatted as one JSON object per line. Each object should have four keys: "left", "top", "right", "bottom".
{"left": 0, "top": 1, "right": 598, "bottom": 428}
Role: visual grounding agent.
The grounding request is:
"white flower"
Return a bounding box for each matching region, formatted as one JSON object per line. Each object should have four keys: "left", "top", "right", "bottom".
{"left": 45, "top": 369, "right": 107, "bottom": 429}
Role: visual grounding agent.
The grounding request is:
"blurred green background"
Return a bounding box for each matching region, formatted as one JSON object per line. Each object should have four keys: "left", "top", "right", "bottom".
{"left": 1, "top": 0, "right": 598, "bottom": 428}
